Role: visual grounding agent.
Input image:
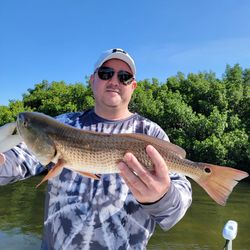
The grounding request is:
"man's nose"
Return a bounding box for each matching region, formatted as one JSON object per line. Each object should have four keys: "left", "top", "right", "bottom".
{"left": 107, "top": 73, "right": 120, "bottom": 85}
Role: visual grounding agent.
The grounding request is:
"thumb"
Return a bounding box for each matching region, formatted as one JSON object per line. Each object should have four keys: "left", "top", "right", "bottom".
{"left": 0, "top": 122, "right": 22, "bottom": 153}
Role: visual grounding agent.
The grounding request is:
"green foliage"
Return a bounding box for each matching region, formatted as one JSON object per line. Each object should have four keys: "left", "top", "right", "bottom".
{"left": 0, "top": 100, "right": 31, "bottom": 126}
{"left": 22, "top": 80, "right": 94, "bottom": 117}
{"left": 129, "top": 79, "right": 161, "bottom": 120}
{"left": 130, "top": 66, "right": 250, "bottom": 172}
{"left": 1, "top": 64, "right": 249, "bottom": 172}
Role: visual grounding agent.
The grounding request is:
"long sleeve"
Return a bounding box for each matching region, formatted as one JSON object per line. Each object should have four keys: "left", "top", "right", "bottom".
{"left": 0, "top": 143, "right": 45, "bottom": 185}
{"left": 140, "top": 118, "right": 192, "bottom": 230}
{"left": 140, "top": 173, "right": 192, "bottom": 231}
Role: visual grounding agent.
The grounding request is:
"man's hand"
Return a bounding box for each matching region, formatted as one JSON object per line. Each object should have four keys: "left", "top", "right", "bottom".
{"left": 0, "top": 122, "right": 22, "bottom": 166}
{"left": 0, "top": 122, "right": 21, "bottom": 156}
{"left": 118, "top": 145, "right": 171, "bottom": 204}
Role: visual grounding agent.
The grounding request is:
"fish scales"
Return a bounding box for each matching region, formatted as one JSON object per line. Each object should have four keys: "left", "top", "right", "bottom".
{"left": 52, "top": 126, "right": 153, "bottom": 173}
{"left": 50, "top": 123, "right": 205, "bottom": 178}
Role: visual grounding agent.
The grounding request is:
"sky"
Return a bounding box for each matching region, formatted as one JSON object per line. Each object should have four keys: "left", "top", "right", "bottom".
{"left": 1, "top": 0, "right": 250, "bottom": 106}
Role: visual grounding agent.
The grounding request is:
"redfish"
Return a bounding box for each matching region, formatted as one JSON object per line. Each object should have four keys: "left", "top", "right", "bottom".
{"left": 1, "top": 112, "right": 248, "bottom": 205}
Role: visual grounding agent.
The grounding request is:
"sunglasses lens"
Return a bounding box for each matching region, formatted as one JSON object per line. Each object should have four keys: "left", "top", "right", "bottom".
{"left": 118, "top": 71, "right": 133, "bottom": 84}
{"left": 98, "top": 67, "right": 114, "bottom": 80}
{"left": 97, "top": 67, "right": 133, "bottom": 85}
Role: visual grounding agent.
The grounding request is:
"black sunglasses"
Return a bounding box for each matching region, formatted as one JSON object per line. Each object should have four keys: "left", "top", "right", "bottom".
{"left": 96, "top": 66, "right": 134, "bottom": 85}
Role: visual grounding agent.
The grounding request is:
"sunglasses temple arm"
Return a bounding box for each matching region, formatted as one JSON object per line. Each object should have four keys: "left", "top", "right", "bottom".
{"left": 123, "top": 77, "right": 135, "bottom": 85}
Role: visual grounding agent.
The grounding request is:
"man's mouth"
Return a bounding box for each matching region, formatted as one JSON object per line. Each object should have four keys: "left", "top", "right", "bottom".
{"left": 106, "top": 89, "right": 120, "bottom": 94}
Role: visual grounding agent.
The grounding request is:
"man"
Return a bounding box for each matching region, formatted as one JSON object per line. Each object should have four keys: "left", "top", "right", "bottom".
{"left": 0, "top": 48, "right": 192, "bottom": 249}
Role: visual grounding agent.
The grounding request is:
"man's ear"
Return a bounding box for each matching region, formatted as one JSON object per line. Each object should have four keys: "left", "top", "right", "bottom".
{"left": 89, "top": 74, "right": 94, "bottom": 87}
{"left": 132, "top": 80, "right": 137, "bottom": 89}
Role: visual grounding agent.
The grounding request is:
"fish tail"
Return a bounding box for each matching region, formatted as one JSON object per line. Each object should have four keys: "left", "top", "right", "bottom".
{"left": 195, "top": 163, "right": 249, "bottom": 206}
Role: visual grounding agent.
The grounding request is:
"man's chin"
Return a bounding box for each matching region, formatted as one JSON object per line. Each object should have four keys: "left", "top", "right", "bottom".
{"left": 104, "top": 97, "right": 122, "bottom": 107}
{"left": 106, "top": 103, "right": 120, "bottom": 108}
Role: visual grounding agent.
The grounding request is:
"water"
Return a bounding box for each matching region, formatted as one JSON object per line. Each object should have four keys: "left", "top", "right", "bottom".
{"left": 0, "top": 177, "right": 249, "bottom": 250}
{"left": 149, "top": 180, "right": 250, "bottom": 250}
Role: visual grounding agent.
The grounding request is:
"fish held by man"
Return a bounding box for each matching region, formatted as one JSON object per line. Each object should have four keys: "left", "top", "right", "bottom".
{"left": 0, "top": 112, "right": 248, "bottom": 206}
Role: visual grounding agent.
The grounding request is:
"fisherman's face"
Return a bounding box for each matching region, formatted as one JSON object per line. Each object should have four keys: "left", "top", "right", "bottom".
{"left": 90, "top": 59, "right": 137, "bottom": 112}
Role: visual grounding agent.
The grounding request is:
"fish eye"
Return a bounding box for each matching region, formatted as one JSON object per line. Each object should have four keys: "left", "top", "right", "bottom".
{"left": 204, "top": 167, "right": 211, "bottom": 174}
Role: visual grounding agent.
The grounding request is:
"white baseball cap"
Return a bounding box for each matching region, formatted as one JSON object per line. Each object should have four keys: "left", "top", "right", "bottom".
{"left": 94, "top": 48, "right": 136, "bottom": 76}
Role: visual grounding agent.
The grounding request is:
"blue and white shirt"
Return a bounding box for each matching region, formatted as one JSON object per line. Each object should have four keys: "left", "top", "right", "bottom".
{"left": 0, "top": 109, "right": 192, "bottom": 250}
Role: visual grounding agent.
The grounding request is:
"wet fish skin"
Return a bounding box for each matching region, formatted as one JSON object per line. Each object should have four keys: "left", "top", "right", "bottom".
{"left": 16, "top": 112, "right": 189, "bottom": 174}
{"left": 11, "top": 112, "right": 249, "bottom": 205}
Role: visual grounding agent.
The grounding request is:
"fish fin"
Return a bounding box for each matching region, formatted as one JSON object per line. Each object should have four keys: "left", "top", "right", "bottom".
{"left": 117, "top": 133, "right": 186, "bottom": 159}
{"left": 36, "top": 159, "right": 64, "bottom": 188}
{"left": 75, "top": 170, "right": 101, "bottom": 180}
{"left": 195, "top": 163, "right": 249, "bottom": 206}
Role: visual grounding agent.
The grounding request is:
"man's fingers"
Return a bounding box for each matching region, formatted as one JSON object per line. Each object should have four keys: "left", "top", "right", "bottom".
{"left": 146, "top": 145, "right": 169, "bottom": 178}
{"left": 123, "top": 152, "right": 154, "bottom": 185}
{"left": 119, "top": 167, "right": 143, "bottom": 198}
{"left": 118, "top": 160, "right": 147, "bottom": 192}
{"left": 118, "top": 147, "right": 171, "bottom": 203}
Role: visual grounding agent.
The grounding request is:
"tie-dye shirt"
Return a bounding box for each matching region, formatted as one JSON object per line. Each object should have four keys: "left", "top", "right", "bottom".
{"left": 0, "top": 109, "right": 192, "bottom": 250}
